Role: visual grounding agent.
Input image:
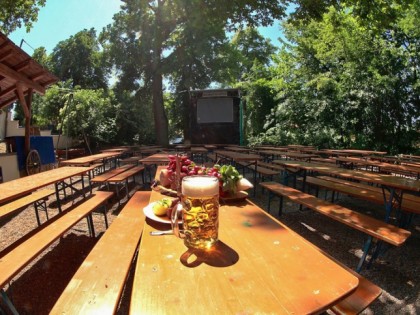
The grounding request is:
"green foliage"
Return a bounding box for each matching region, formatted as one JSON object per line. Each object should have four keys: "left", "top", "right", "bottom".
{"left": 50, "top": 28, "right": 109, "bottom": 90}
{"left": 265, "top": 2, "right": 419, "bottom": 154}
{"left": 100, "top": 0, "right": 287, "bottom": 145}
{"left": 0, "top": 0, "right": 46, "bottom": 35}
{"left": 59, "top": 88, "right": 116, "bottom": 148}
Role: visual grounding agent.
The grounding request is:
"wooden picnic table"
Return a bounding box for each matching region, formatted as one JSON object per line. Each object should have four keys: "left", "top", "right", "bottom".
{"left": 139, "top": 153, "right": 171, "bottom": 165}
{"left": 335, "top": 157, "right": 420, "bottom": 179}
{"left": 215, "top": 150, "right": 262, "bottom": 193}
{"left": 273, "top": 160, "right": 420, "bottom": 222}
{"left": 129, "top": 167, "right": 359, "bottom": 314}
{"left": 0, "top": 166, "right": 92, "bottom": 211}
{"left": 331, "top": 149, "right": 388, "bottom": 157}
{"left": 59, "top": 152, "right": 122, "bottom": 167}
{"left": 223, "top": 146, "right": 252, "bottom": 153}
{"left": 283, "top": 151, "right": 319, "bottom": 161}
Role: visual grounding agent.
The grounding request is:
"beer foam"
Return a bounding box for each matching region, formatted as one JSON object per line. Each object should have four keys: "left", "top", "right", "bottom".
{"left": 182, "top": 176, "right": 219, "bottom": 197}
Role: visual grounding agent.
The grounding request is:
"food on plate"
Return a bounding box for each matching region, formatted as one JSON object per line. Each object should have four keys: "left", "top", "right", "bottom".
{"left": 151, "top": 198, "right": 173, "bottom": 216}
{"left": 151, "top": 197, "right": 179, "bottom": 218}
{"left": 157, "top": 156, "right": 253, "bottom": 199}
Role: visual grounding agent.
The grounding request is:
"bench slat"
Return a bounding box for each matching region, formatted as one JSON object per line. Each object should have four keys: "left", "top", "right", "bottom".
{"left": 325, "top": 253, "right": 382, "bottom": 314}
{"left": 50, "top": 191, "right": 150, "bottom": 315}
{"left": 315, "top": 176, "right": 420, "bottom": 213}
{"left": 91, "top": 164, "right": 134, "bottom": 183}
{"left": 0, "top": 189, "right": 56, "bottom": 220}
{"left": 0, "top": 191, "right": 114, "bottom": 289}
{"left": 106, "top": 166, "right": 145, "bottom": 183}
{"left": 260, "top": 182, "right": 411, "bottom": 246}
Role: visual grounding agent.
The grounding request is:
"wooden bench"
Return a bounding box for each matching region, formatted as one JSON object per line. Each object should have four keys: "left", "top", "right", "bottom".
{"left": 89, "top": 162, "right": 105, "bottom": 177}
{"left": 91, "top": 164, "right": 134, "bottom": 188}
{"left": 238, "top": 161, "right": 280, "bottom": 179}
{"left": 0, "top": 189, "right": 56, "bottom": 226}
{"left": 105, "top": 165, "right": 145, "bottom": 205}
{"left": 257, "top": 161, "right": 285, "bottom": 172}
{"left": 0, "top": 191, "right": 114, "bottom": 314}
{"left": 50, "top": 191, "right": 150, "bottom": 315}
{"left": 304, "top": 176, "right": 420, "bottom": 217}
{"left": 119, "top": 156, "right": 141, "bottom": 166}
{"left": 259, "top": 181, "right": 411, "bottom": 272}
{"left": 326, "top": 251, "right": 382, "bottom": 314}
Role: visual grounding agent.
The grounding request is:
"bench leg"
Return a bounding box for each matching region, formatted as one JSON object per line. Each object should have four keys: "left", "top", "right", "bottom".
{"left": 1, "top": 289, "right": 19, "bottom": 315}
{"left": 86, "top": 214, "right": 96, "bottom": 237}
{"left": 356, "top": 236, "right": 374, "bottom": 273}
{"left": 34, "top": 199, "right": 49, "bottom": 226}
{"left": 102, "top": 204, "right": 109, "bottom": 228}
{"left": 278, "top": 195, "right": 283, "bottom": 216}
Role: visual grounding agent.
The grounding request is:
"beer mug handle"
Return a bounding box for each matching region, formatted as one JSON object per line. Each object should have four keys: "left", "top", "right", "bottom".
{"left": 171, "top": 202, "right": 185, "bottom": 239}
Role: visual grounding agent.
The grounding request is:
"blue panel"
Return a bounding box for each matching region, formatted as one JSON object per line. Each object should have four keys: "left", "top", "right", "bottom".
{"left": 13, "top": 136, "right": 56, "bottom": 170}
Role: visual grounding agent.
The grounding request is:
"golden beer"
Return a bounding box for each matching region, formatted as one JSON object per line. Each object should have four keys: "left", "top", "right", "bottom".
{"left": 181, "top": 176, "right": 219, "bottom": 249}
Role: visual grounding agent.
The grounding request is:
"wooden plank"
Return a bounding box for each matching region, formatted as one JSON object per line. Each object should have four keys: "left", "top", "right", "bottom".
{"left": 260, "top": 182, "right": 411, "bottom": 246}
{"left": 106, "top": 166, "right": 145, "bottom": 183}
{"left": 50, "top": 191, "right": 150, "bottom": 315}
{"left": 306, "top": 176, "right": 420, "bottom": 215}
{"left": 0, "top": 166, "right": 91, "bottom": 205}
{"left": 90, "top": 165, "right": 134, "bottom": 183}
{"left": 130, "top": 167, "right": 359, "bottom": 314}
{"left": 0, "top": 189, "right": 55, "bottom": 220}
{"left": 0, "top": 191, "right": 114, "bottom": 288}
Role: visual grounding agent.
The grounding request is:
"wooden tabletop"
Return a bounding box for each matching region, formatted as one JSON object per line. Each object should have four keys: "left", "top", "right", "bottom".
{"left": 130, "top": 169, "right": 359, "bottom": 314}
{"left": 139, "top": 153, "right": 170, "bottom": 165}
{"left": 0, "top": 166, "right": 91, "bottom": 204}
{"left": 223, "top": 146, "right": 251, "bottom": 153}
{"left": 274, "top": 160, "right": 420, "bottom": 192}
{"left": 215, "top": 150, "right": 261, "bottom": 162}
{"left": 283, "top": 152, "right": 319, "bottom": 160}
{"left": 335, "top": 157, "right": 420, "bottom": 175}
{"left": 331, "top": 149, "right": 388, "bottom": 156}
{"left": 190, "top": 146, "right": 208, "bottom": 153}
{"left": 59, "top": 152, "right": 122, "bottom": 166}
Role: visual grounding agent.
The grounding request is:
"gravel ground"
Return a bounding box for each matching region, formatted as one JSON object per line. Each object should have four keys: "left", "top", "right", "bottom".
{"left": 0, "top": 164, "right": 418, "bottom": 314}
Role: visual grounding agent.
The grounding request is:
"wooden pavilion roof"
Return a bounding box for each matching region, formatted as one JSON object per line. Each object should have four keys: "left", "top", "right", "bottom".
{"left": 0, "top": 31, "right": 58, "bottom": 110}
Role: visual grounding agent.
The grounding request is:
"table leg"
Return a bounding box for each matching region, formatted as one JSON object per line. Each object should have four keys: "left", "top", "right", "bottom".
{"left": 381, "top": 186, "right": 403, "bottom": 224}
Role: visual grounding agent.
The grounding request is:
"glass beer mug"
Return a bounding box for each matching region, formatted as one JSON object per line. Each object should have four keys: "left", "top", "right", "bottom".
{"left": 171, "top": 176, "right": 219, "bottom": 250}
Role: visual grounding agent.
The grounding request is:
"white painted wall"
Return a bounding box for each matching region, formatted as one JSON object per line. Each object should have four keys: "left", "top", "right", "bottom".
{"left": 3, "top": 112, "right": 80, "bottom": 149}
{"left": 0, "top": 153, "right": 20, "bottom": 182}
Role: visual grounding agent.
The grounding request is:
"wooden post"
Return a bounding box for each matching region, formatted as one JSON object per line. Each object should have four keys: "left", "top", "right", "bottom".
{"left": 15, "top": 83, "right": 33, "bottom": 155}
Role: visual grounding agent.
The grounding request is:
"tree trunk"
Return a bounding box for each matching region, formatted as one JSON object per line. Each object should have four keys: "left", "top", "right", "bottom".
{"left": 151, "top": 0, "right": 169, "bottom": 147}
{"left": 152, "top": 71, "right": 168, "bottom": 146}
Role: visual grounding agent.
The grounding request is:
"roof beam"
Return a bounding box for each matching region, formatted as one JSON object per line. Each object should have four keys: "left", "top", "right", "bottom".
{"left": 0, "top": 62, "right": 45, "bottom": 94}
{"left": 0, "top": 49, "right": 13, "bottom": 62}
{"left": 0, "top": 85, "right": 16, "bottom": 98}
{"left": 14, "top": 59, "right": 32, "bottom": 72}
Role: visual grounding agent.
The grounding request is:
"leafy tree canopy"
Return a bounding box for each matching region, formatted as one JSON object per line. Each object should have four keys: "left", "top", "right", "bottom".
{"left": 0, "top": 0, "right": 46, "bottom": 35}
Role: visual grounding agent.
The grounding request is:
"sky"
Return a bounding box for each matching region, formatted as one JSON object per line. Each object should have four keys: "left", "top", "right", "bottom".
{"left": 9, "top": 0, "right": 284, "bottom": 55}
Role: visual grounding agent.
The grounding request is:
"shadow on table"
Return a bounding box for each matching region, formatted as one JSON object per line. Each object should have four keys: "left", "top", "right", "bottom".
{"left": 180, "top": 240, "right": 239, "bottom": 268}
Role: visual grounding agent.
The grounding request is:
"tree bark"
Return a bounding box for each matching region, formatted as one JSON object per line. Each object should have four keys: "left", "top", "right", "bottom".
{"left": 151, "top": 0, "right": 169, "bottom": 146}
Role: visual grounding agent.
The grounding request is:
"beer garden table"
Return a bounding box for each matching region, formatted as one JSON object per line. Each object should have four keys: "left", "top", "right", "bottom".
{"left": 272, "top": 160, "right": 420, "bottom": 222}
{"left": 334, "top": 157, "right": 420, "bottom": 179}
{"left": 129, "top": 166, "right": 359, "bottom": 314}
{"left": 214, "top": 150, "right": 262, "bottom": 195}
{"left": 59, "top": 151, "right": 122, "bottom": 169}
{"left": 0, "top": 166, "right": 92, "bottom": 211}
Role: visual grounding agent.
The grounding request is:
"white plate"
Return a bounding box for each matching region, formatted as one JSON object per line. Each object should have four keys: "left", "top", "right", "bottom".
{"left": 143, "top": 202, "right": 172, "bottom": 224}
